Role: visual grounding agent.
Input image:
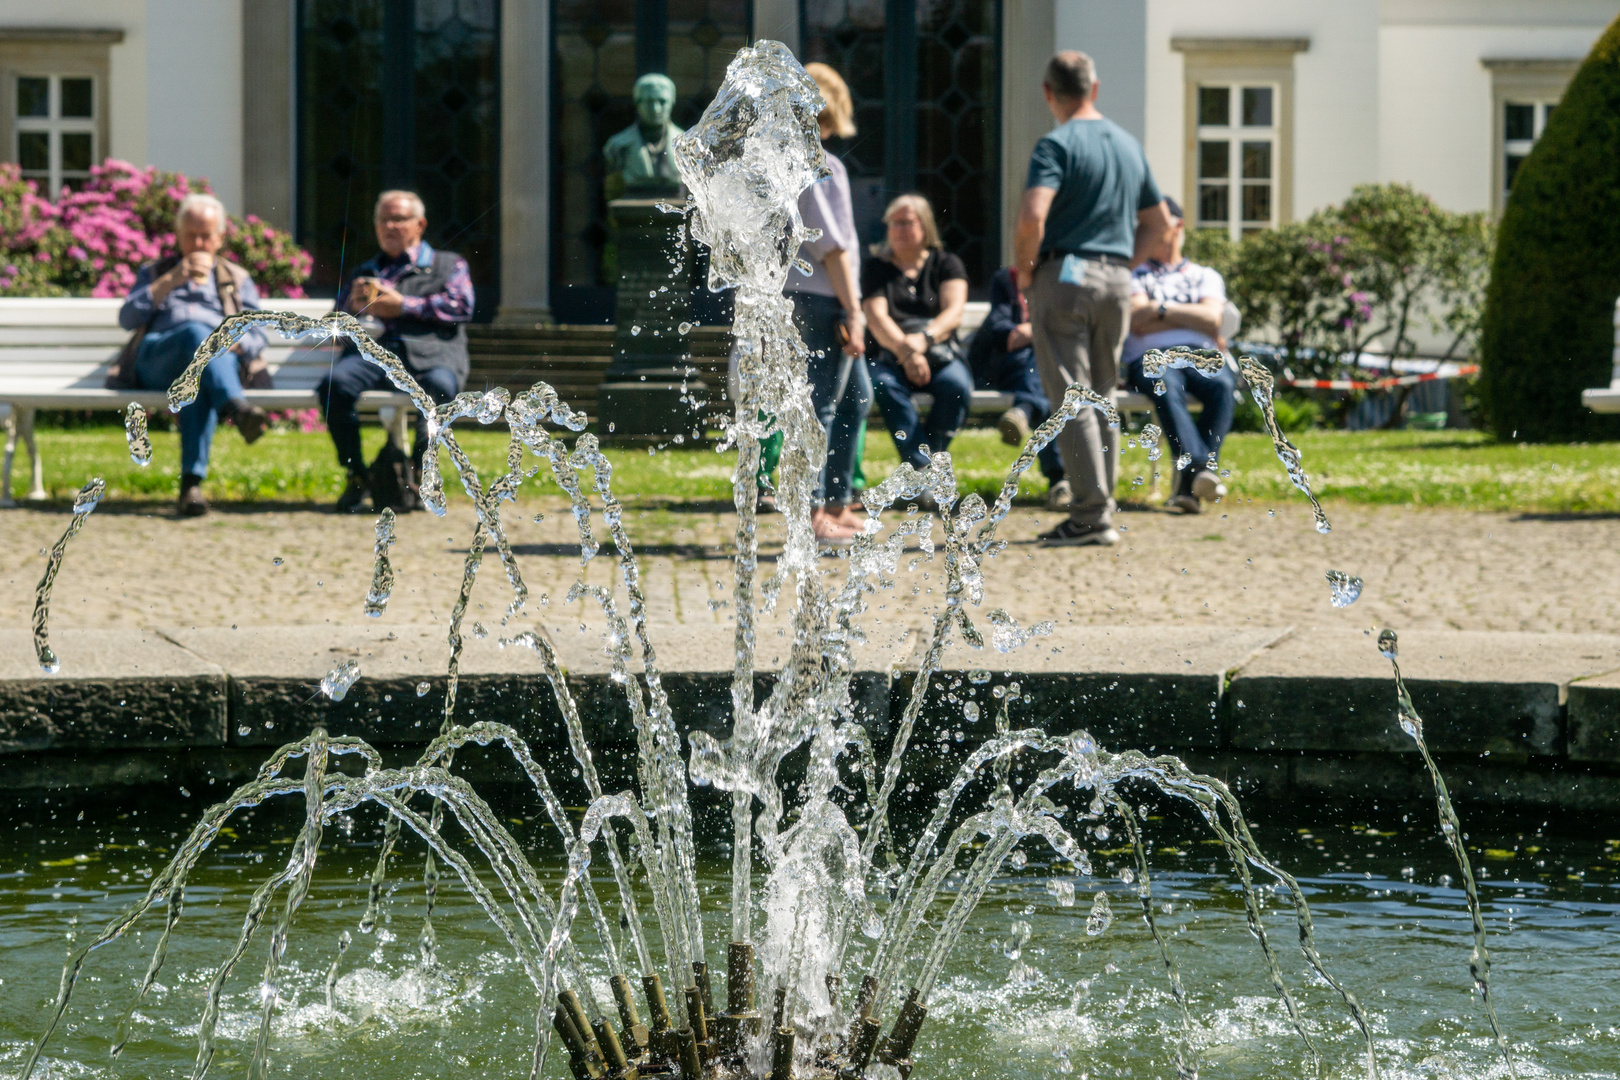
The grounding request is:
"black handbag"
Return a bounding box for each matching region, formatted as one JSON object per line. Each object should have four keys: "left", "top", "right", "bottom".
{"left": 897, "top": 316, "right": 964, "bottom": 373}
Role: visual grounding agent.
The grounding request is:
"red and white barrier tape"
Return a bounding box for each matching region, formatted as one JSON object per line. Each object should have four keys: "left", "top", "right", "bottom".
{"left": 1281, "top": 365, "right": 1478, "bottom": 392}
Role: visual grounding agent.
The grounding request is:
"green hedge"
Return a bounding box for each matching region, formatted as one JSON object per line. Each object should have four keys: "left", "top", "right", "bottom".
{"left": 1479, "top": 15, "right": 1620, "bottom": 441}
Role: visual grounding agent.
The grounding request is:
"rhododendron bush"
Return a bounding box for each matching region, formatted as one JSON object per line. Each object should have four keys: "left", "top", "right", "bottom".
{"left": 0, "top": 159, "right": 311, "bottom": 299}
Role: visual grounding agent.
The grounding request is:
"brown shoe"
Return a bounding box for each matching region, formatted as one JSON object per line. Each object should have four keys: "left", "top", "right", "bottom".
{"left": 178, "top": 475, "right": 208, "bottom": 517}
{"left": 234, "top": 403, "right": 269, "bottom": 445}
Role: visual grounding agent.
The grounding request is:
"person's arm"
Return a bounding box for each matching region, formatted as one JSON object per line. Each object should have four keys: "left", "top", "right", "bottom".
{"left": 394, "top": 258, "right": 476, "bottom": 323}
{"left": 927, "top": 277, "right": 967, "bottom": 342}
{"left": 1013, "top": 186, "right": 1055, "bottom": 290}
{"left": 822, "top": 247, "right": 865, "bottom": 356}
{"left": 118, "top": 265, "right": 158, "bottom": 330}
{"left": 1132, "top": 200, "right": 1173, "bottom": 269}
{"left": 865, "top": 294, "right": 931, "bottom": 388}
{"left": 1128, "top": 291, "right": 1226, "bottom": 339}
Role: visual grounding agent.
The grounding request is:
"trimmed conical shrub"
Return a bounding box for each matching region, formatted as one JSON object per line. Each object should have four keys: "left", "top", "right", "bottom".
{"left": 1478, "top": 15, "right": 1620, "bottom": 441}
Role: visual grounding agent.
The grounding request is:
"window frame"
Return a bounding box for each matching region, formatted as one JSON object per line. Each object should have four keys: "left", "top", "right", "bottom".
{"left": 1483, "top": 58, "right": 1578, "bottom": 217}
{"left": 0, "top": 31, "right": 117, "bottom": 201}
{"left": 1192, "top": 80, "right": 1280, "bottom": 241}
{"left": 14, "top": 73, "right": 98, "bottom": 195}
{"left": 1172, "top": 37, "right": 1306, "bottom": 244}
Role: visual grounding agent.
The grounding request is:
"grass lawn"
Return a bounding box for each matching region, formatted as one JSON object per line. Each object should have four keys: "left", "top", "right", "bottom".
{"left": 10, "top": 423, "right": 1620, "bottom": 514}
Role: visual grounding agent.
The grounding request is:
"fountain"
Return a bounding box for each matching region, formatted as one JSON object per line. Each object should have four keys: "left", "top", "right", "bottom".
{"left": 12, "top": 42, "right": 1569, "bottom": 1080}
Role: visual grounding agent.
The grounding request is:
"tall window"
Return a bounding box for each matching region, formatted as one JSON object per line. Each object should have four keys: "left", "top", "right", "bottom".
{"left": 803, "top": 0, "right": 1003, "bottom": 290}
{"left": 297, "top": 0, "right": 500, "bottom": 315}
{"left": 1502, "top": 99, "right": 1556, "bottom": 199}
{"left": 550, "top": 0, "right": 751, "bottom": 323}
{"left": 1194, "top": 82, "right": 1276, "bottom": 240}
{"left": 1484, "top": 58, "right": 1577, "bottom": 218}
{"left": 15, "top": 74, "right": 95, "bottom": 195}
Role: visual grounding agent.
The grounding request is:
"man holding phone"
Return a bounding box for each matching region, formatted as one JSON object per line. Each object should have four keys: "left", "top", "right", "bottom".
{"left": 316, "top": 190, "right": 475, "bottom": 512}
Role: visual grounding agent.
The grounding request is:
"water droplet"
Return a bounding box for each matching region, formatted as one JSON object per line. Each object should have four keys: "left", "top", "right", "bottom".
{"left": 1046, "top": 879, "right": 1076, "bottom": 907}
{"left": 968, "top": 669, "right": 991, "bottom": 685}
{"left": 1008, "top": 850, "right": 1027, "bottom": 870}
{"left": 319, "top": 660, "right": 361, "bottom": 702}
{"left": 1085, "top": 892, "right": 1113, "bottom": 935}
{"left": 123, "top": 402, "right": 152, "bottom": 466}
{"left": 271, "top": 557, "right": 284, "bottom": 566}
{"left": 472, "top": 622, "right": 488, "bottom": 639}
{"left": 1377, "top": 629, "right": 1399, "bottom": 660}
{"left": 678, "top": 321, "right": 693, "bottom": 335}
{"left": 1175, "top": 452, "right": 1192, "bottom": 471}
{"left": 416, "top": 681, "right": 431, "bottom": 697}
{"left": 963, "top": 701, "right": 980, "bottom": 721}
{"left": 1326, "top": 569, "right": 1363, "bottom": 608}
{"left": 630, "top": 325, "right": 642, "bottom": 336}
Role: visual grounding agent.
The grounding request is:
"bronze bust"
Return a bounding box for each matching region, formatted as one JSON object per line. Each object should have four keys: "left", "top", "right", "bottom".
{"left": 604, "top": 73, "right": 684, "bottom": 200}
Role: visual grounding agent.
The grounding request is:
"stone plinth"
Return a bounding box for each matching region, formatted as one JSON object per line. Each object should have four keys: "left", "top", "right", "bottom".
{"left": 600, "top": 198, "right": 709, "bottom": 438}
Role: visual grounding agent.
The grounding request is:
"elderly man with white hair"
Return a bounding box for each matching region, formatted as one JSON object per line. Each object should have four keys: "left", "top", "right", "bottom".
{"left": 118, "top": 192, "right": 270, "bottom": 516}
{"left": 317, "top": 189, "right": 474, "bottom": 512}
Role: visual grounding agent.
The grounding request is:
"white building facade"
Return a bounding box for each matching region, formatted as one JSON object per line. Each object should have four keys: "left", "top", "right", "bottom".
{"left": 0, "top": 1, "right": 1613, "bottom": 322}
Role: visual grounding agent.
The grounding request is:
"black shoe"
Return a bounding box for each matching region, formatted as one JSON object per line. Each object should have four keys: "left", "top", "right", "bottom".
{"left": 178, "top": 474, "right": 208, "bottom": 517}
{"left": 336, "top": 471, "right": 369, "bottom": 513}
{"left": 1037, "top": 519, "right": 1120, "bottom": 547}
{"left": 234, "top": 403, "right": 270, "bottom": 445}
{"left": 756, "top": 492, "right": 778, "bottom": 514}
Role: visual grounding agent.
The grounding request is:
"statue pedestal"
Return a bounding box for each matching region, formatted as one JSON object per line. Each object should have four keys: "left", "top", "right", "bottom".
{"left": 600, "top": 198, "right": 710, "bottom": 439}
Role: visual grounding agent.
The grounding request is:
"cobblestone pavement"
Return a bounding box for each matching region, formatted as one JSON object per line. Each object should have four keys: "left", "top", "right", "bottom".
{"left": 6, "top": 494, "right": 1619, "bottom": 639}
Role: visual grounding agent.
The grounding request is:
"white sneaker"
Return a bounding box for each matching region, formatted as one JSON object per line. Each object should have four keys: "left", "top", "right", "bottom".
{"left": 1045, "top": 478, "right": 1072, "bottom": 511}
{"left": 1191, "top": 470, "right": 1226, "bottom": 503}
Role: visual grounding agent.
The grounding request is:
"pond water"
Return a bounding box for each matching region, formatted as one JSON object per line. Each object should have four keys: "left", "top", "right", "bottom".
{"left": 4, "top": 798, "right": 1615, "bottom": 1079}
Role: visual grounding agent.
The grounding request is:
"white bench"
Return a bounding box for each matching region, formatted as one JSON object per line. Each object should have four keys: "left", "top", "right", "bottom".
{"left": 1581, "top": 298, "right": 1620, "bottom": 414}
{"left": 0, "top": 297, "right": 412, "bottom": 505}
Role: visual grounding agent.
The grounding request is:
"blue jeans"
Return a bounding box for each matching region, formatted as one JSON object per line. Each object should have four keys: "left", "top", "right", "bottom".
{"left": 134, "top": 320, "right": 244, "bottom": 478}
{"left": 791, "top": 292, "right": 872, "bottom": 504}
{"left": 983, "top": 345, "right": 1063, "bottom": 482}
{"left": 317, "top": 348, "right": 462, "bottom": 473}
{"left": 1125, "top": 357, "right": 1238, "bottom": 488}
{"left": 869, "top": 352, "right": 973, "bottom": 470}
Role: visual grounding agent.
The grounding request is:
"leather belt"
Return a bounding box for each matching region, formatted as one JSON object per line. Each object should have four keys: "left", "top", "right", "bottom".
{"left": 1040, "top": 249, "right": 1132, "bottom": 268}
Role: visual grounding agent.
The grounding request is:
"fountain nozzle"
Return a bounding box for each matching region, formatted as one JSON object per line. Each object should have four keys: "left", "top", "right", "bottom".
{"left": 875, "top": 988, "right": 928, "bottom": 1080}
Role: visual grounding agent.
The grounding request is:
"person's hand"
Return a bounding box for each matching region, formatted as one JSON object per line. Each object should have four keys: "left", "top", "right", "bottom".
{"left": 180, "top": 251, "right": 214, "bottom": 282}
{"left": 842, "top": 311, "right": 866, "bottom": 357}
{"left": 367, "top": 284, "right": 406, "bottom": 319}
{"left": 1007, "top": 322, "right": 1033, "bottom": 351}
{"left": 900, "top": 351, "right": 931, "bottom": 388}
{"left": 902, "top": 331, "right": 930, "bottom": 357}
{"left": 1016, "top": 264, "right": 1034, "bottom": 291}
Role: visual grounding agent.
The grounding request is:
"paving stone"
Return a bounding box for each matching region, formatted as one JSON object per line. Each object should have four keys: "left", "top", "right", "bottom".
{"left": 1227, "top": 628, "right": 1620, "bottom": 757}
{"left": 0, "top": 629, "right": 226, "bottom": 752}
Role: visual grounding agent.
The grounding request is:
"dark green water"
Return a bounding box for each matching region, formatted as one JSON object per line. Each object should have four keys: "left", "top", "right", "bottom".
{"left": 2, "top": 796, "right": 1616, "bottom": 1079}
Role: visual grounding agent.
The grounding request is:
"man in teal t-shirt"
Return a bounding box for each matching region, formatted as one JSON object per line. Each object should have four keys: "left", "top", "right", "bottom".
{"left": 1013, "top": 50, "right": 1171, "bottom": 546}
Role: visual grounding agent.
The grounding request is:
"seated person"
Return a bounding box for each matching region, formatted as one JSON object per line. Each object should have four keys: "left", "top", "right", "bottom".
{"left": 118, "top": 193, "right": 270, "bottom": 517}
{"left": 862, "top": 194, "right": 973, "bottom": 478}
{"left": 968, "top": 265, "right": 1067, "bottom": 507}
{"left": 1121, "top": 196, "right": 1236, "bottom": 514}
{"left": 318, "top": 190, "right": 474, "bottom": 512}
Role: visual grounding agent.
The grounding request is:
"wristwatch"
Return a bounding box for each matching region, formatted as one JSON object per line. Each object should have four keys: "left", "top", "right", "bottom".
{"left": 1157, "top": 301, "right": 1168, "bottom": 321}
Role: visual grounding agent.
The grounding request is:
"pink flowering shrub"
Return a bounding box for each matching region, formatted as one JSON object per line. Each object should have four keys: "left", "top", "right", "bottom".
{"left": 0, "top": 159, "right": 312, "bottom": 299}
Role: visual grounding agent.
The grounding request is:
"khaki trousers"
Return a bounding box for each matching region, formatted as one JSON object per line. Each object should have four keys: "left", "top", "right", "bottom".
{"left": 1029, "top": 257, "right": 1132, "bottom": 528}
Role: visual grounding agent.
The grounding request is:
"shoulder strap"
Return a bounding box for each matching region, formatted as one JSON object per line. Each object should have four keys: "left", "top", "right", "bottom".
{"left": 214, "top": 258, "right": 241, "bottom": 317}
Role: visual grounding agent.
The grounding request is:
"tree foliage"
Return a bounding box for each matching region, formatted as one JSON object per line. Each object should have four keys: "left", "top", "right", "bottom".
{"left": 1478, "top": 14, "right": 1620, "bottom": 441}
{"left": 1191, "top": 184, "right": 1492, "bottom": 380}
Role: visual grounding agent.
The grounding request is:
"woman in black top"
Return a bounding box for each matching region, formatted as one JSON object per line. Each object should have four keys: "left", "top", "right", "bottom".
{"left": 861, "top": 194, "right": 973, "bottom": 473}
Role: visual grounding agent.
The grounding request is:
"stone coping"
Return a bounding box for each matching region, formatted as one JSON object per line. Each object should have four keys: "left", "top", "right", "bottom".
{"left": 6, "top": 624, "right": 1620, "bottom": 772}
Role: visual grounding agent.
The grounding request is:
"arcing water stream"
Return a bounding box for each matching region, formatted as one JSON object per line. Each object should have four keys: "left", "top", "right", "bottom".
{"left": 11, "top": 41, "right": 1610, "bottom": 1080}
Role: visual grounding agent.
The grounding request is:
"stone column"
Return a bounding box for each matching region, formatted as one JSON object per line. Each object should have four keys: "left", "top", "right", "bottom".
{"left": 751, "top": 0, "right": 800, "bottom": 54}
{"left": 496, "top": 0, "right": 551, "bottom": 325}
{"left": 241, "top": 0, "right": 294, "bottom": 230}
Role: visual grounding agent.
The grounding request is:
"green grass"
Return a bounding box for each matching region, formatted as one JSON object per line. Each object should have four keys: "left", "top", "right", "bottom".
{"left": 12, "top": 424, "right": 1620, "bottom": 514}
